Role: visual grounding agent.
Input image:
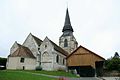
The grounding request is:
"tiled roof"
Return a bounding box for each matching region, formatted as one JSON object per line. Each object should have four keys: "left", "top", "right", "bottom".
{"left": 9, "top": 45, "right": 36, "bottom": 59}
{"left": 49, "top": 39, "right": 68, "bottom": 56}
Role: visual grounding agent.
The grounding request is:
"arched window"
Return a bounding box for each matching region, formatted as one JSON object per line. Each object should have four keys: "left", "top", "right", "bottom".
{"left": 64, "top": 39, "right": 68, "bottom": 47}
{"left": 56, "top": 55, "right": 59, "bottom": 63}
{"left": 42, "top": 52, "right": 49, "bottom": 62}
{"left": 42, "top": 52, "right": 49, "bottom": 57}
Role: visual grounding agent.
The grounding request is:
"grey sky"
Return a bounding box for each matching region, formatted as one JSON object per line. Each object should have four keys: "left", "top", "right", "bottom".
{"left": 0, "top": 0, "right": 120, "bottom": 59}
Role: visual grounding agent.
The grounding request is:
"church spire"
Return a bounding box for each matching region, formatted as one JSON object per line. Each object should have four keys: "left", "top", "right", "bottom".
{"left": 59, "top": 8, "right": 78, "bottom": 54}
{"left": 62, "top": 8, "right": 74, "bottom": 32}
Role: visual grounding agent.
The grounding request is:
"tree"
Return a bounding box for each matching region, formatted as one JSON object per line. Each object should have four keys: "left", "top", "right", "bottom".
{"left": 114, "top": 52, "right": 119, "bottom": 58}
{"left": 105, "top": 52, "right": 120, "bottom": 72}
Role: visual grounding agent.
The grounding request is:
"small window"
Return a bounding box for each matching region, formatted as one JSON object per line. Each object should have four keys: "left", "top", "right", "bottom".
{"left": 38, "top": 48, "right": 40, "bottom": 50}
{"left": 56, "top": 55, "right": 59, "bottom": 63}
{"left": 45, "top": 45, "right": 47, "bottom": 48}
{"left": 64, "top": 39, "right": 68, "bottom": 47}
{"left": 20, "top": 58, "right": 24, "bottom": 63}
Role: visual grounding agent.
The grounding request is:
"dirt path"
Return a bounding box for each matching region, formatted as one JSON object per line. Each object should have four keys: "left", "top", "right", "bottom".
{"left": 18, "top": 71, "right": 101, "bottom": 80}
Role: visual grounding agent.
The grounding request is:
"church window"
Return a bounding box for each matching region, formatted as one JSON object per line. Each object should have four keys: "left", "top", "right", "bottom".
{"left": 38, "top": 48, "right": 40, "bottom": 50}
{"left": 64, "top": 39, "right": 68, "bottom": 47}
{"left": 20, "top": 58, "right": 24, "bottom": 63}
{"left": 42, "top": 52, "right": 49, "bottom": 62}
{"left": 45, "top": 45, "right": 47, "bottom": 48}
{"left": 56, "top": 55, "right": 59, "bottom": 63}
{"left": 42, "top": 52, "right": 49, "bottom": 57}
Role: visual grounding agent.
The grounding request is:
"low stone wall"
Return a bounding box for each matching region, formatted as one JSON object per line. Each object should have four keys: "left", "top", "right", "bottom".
{"left": 103, "top": 70, "right": 120, "bottom": 77}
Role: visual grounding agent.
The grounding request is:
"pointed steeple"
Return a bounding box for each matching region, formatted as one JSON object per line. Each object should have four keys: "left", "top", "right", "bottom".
{"left": 59, "top": 8, "right": 78, "bottom": 54}
{"left": 62, "top": 8, "right": 74, "bottom": 32}
{"left": 64, "top": 8, "right": 71, "bottom": 26}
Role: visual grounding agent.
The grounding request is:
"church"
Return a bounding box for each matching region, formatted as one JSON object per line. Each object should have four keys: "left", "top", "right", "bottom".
{"left": 6, "top": 8, "right": 105, "bottom": 77}
{"left": 6, "top": 8, "right": 78, "bottom": 71}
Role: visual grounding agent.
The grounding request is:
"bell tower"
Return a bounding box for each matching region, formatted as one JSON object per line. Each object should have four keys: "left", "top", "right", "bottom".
{"left": 59, "top": 8, "right": 78, "bottom": 54}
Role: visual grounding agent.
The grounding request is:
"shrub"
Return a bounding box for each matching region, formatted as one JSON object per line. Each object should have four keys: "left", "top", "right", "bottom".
{"left": 105, "top": 57, "right": 120, "bottom": 71}
{"left": 57, "top": 67, "right": 66, "bottom": 71}
{"left": 36, "top": 66, "right": 42, "bottom": 71}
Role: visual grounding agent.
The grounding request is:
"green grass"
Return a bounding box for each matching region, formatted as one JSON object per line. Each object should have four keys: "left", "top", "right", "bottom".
{"left": 0, "top": 70, "right": 56, "bottom": 80}
{"left": 27, "top": 70, "right": 79, "bottom": 78}
{"left": 0, "top": 70, "right": 79, "bottom": 80}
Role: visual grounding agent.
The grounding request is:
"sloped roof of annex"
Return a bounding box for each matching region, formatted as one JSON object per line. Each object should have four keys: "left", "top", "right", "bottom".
{"left": 9, "top": 44, "right": 36, "bottom": 59}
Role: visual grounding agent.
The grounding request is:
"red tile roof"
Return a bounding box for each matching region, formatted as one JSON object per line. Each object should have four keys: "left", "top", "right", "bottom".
{"left": 9, "top": 45, "right": 36, "bottom": 59}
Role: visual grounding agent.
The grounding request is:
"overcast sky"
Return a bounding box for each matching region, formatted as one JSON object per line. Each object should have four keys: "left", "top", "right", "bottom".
{"left": 0, "top": 0, "right": 120, "bottom": 59}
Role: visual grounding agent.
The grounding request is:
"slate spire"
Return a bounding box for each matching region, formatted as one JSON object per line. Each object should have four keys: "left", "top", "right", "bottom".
{"left": 62, "top": 8, "right": 74, "bottom": 32}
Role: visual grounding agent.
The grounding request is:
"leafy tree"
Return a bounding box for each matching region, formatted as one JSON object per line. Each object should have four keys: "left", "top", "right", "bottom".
{"left": 105, "top": 52, "right": 120, "bottom": 72}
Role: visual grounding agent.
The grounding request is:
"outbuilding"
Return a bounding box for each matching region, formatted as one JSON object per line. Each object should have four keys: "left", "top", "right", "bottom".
{"left": 67, "top": 45, "right": 105, "bottom": 77}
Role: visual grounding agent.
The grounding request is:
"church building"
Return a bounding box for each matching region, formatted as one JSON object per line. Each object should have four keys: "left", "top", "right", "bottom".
{"left": 6, "top": 9, "right": 72, "bottom": 71}
{"left": 6, "top": 8, "right": 105, "bottom": 77}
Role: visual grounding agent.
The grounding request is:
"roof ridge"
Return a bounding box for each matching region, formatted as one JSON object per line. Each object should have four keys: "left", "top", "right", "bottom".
{"left": 47, "top": 38, "right": 68, "bottom": 56}
{"left": 67, "top": 45, "right": 105, "bottom": 60}
{"left": 31, "top": 34, "right": 43, "bottom": 46}
{"left": 31, "top": 34, "right": 42, "bottom": 42}
{"left": 14, "top": 41, "right": 22, "bottom": 47}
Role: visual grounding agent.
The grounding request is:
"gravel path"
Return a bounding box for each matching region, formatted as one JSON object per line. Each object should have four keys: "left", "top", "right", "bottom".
{"left": 18, "top": 71, "right": 102, "bottom": 80}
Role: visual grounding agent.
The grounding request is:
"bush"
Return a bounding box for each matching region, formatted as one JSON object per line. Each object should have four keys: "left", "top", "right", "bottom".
{"left": 57, "top": 67, "right": 66, "bottom": 71}
{"left": 105, "top": 57, "right": 120, "bottom": 71}
{"left": 36, "top": 66, "right": 42, "bottom": 71}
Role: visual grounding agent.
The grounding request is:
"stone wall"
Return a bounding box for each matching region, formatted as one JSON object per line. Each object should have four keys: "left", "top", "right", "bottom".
{"left": 10, "top": 42, "right": 19, "bottom": 54}
{"left": 23, "top": 34, "right": 40, "bottom": 66}
{"left": 59, "top": 35, "right": 78, "bottom": 54}
{"left": 40, "top": 37, "right": 67, "bottom": 71}
{"left": 53, "top": 50, "right": 66, "bottom": 71}
{"left": 23, "top": 34, "right": 39, "bottom": 58}
{"left": 6, "top": 57, "right": 19, "bottom": 69}
{"left": 103, "top": 70, "right": 120, "bottom": 77}
{"left": 40, "top": 38, "right": 54, "bottom": 71}
{"left": 7, "top": 57, "right": 36, "bottom": 70}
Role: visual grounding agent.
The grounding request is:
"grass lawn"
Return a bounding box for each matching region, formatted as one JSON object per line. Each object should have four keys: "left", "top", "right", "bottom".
{"left": 27, "top": 70, "right": 79, "bottom": 78}
{"left": 0, "top": 70, "right": 56, "bottom": 80}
